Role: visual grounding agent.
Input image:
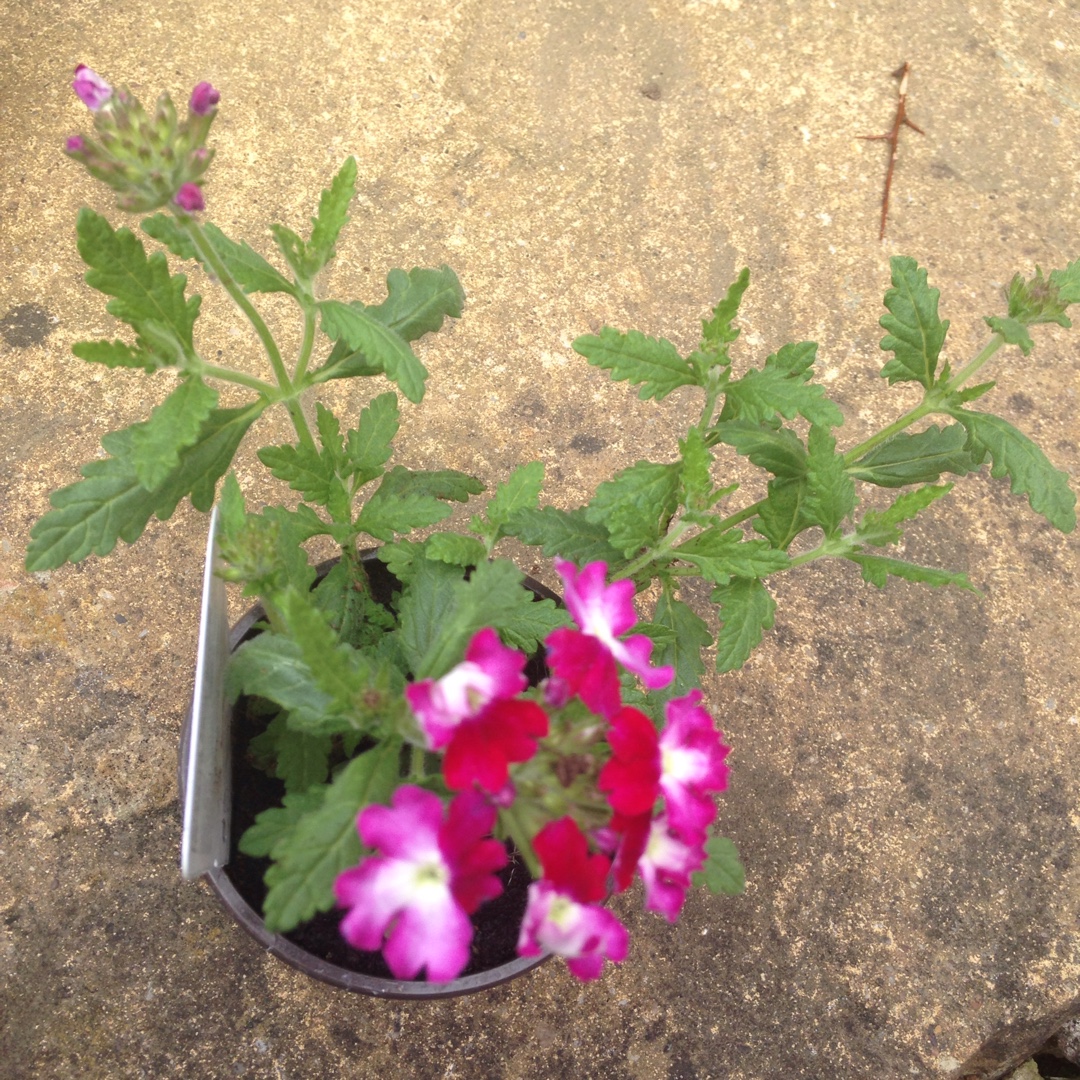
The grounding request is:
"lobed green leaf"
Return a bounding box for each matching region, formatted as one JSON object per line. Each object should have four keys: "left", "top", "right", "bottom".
{"left": 501, "top": 506, "right": 622, "bottom": 564}
{"left": 586, "top": 461, "right": 682, "bottom": 558}
{"left": 803, "top": 425, "right": 857, "bottom": 537}
{"left": 847, "top": 553, "right": 977, "bottom": 592}
{"left": 855, "top": 484, "right": 953, "bottom": 547}
{"left": 712, "top": 577, "right": 776, "bottom": 673}
{"left": 847, "top": 424, "right": 978, "bottom": 488}
{"left": 128, "top": 377, "right": 219, "bottom": 490}
{"left": 700, "top": 268, "right": 750, "bottom": 355}
{"left": 713, "top": 420, "right": 808, "bottom": 480}
{"left": 721, "top": 365, "right": 844, "bottom": 429}
{"left": 345, "top": 392, "right": 399, "bottom": 486}
{"left": 693, "top": 836, "right": 746, "bottom": 895}
{"left": 879, "top": 256, "right": 949, "bottom": 388}
{"left": 653, "top": 591, "right": 713, "bottom": 701}
{"left": 573, "top": 328, "right": 699, "bottom": 400}
{"left": 675, "top": 528, "right": 789, "bottom": 585}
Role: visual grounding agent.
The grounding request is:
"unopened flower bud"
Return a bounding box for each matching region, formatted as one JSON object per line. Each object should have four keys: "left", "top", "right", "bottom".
{"left": 72, "top": 65, "right": 113, "bottom": 111}
{"left": 189, "top": 82, "right": 220, "bottom": 116}
{"left": 173, "top": 182, "right": 205, "bottom": 212}
{"left": 65, "top": 135, "right": 86, "bottom": 154}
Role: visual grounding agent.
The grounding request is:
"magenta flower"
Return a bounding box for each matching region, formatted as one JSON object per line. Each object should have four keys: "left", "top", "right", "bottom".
{"left": 658, "top": 690, "right": 731, "bottom": 839}
{"left": 72, "top": 65, "right": 112, "bottom": 111}
{"left": 173, "top": 182, "right": 205, "bottom": 212}
{"left": 407, "top": 629, "right": 548, "bottom": 792}
{"left": 517, "top": 817, "right": 629, "bottom": 980}
{"left": 597, "top": 706, "right": 661, "bottom": 816}
{"left": 334, "top": 786, "right": 507, "bottom": 981}
{"left": 189, "top": 81, "right": 220, "bottom": 116}
{"left": 546, "top": 560, "right": 672, "bottom": 718}
{"left": 65, "top": 136, "right": 86, "bottom": 154}
{"left": 637, "top": 814, "right": 707, "bottom": 922}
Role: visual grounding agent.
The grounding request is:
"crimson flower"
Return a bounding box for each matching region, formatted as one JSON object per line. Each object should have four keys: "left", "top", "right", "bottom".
{"left": 597, "top": 706, "right": 661, "bottom": 816}
{"left": 517, "top": 817, "right": 629, "bottom": 980}
{"left": 545, "top": 560, "right": 672, "bottom": 718}
{"left": 335, "top": 786, "right": 506, "bottom": 981}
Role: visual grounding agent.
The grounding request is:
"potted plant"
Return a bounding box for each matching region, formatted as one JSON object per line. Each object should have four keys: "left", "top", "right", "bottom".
{"left": 27, "top": 68, "right": 1079, "bottom": 994}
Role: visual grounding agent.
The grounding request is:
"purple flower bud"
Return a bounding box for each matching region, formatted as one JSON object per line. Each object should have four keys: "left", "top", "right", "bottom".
{"left": 189, "top": 82, "right": 220, "bottom": 116}
{"left": 173, "top": 182, "right": 205, "bottom": 212}
{"left": 72, "top": 65, "right": 113, "bottom": 111}
{"left": 65, "top": 135, "right": 86, "bottom": 154}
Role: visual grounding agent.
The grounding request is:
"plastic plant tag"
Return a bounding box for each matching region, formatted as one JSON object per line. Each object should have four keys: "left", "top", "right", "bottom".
{"left": 181, "top": 506, "right": 231, "bottom": 880}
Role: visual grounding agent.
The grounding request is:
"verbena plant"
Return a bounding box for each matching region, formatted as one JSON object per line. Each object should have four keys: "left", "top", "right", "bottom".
{"left": 28, "top": 69, "right": 1078, "bottom": 983}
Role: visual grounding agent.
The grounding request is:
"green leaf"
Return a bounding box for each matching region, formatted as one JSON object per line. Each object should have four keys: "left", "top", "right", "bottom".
{"left": 984, "top": 316, "right": 1035, "bottom": 355}
{"left": 274, "top": 728, "right": 333, "bottom": 793}
{"left": 700, "top": 268, "right": 750, "bottom": 355}
{"left": 722, "top": 365, "right": 844, "bottom": 428}
{"left": 847, "top": 424, "right": 978, "bottom": 488}
{"left": 485, "top": 461, "right": 546, "bottom": 530}
{"left": 269, "top": 223, "right": 307, "bottom": 279}
{"left": 573, "top": 328, "right": 698, "bottom": 400}
{"left": 425, "top": 532, "right": 487, "bottom": 568}
{"left": 856, "top": 484, "right": 953, "bottom": 547}
{"left": 238, "top": 787, "right": 327, "bottom": 858}
{"left": 25, "top": 404, "right": 262, "bottom": 570}
{"left": 257, "top": 441, "right": 348, "bottom": 516}
{"left": 375, "top": 465, "right": 483, "bottom": 504}
{"left": 712, "top": 420, "right": 808, "bottom": 479}
{"left": 306, "top": 156, "right": 357, "bottom": 276}
{"left": 71, "top": 339, "right": 158, "bottom": 372}
{"left": 319, "top": 299, "right": 427, "bottom": 403}
{"left": 356, "top": 466, "right": 482, "bottom": 542}
{"left": 77, "top": 208, "right": 200, "bottom": 366}
{"left": 653, "top": 591, "right": 712, "bottom": 700}
{"left": 586, "top": 461, "right": 682, "bottom": 558}
{"left": 712, "top": 577, "right": 776, "bottom": 673}
{"left": 753, "top": 477, "right": 811, "bottom": 551}
{"left": 803, "top": 425, "right": 857, "bottom": 537}
{"left": 949, "top": 409, "right": 1076, "bottom": 531}
{"left": 764, "top": 341, "right": 818, "bottom": 380}
{"left": 396, "top": 558, "right": 463, "bottom": 676}
{"left": 675, "top": 528, "right": 789, "bottom": 584}
{"left": 878, "top": 256, "right": 949, "bottom": 388}
{"left": 692, "top": 835, "right": 746, "bottom": 895}
{"left": 262, "top": 741, "right": 402, "bottom": 933}
{"left": 679, "top": 429, "right": 712, "bottom": 511}
{"left": 1002, "top": 260, "right": 1080, "bottom": 328}
{"left": 345, "top": 392, "right": 399, "bottom": 486}
{"left": 501, "top": 506, "right": 622, "bottom": 564}
{"left": 495, "top": 593, "right": 571, "bottom": 655}
{"left": 1050, "top": 258, "right": 1080, "bottom": 304}
{"left": 128, "top": 377, "right": 219, "bottom": 490}
{"left": 364, "top": 265, "right": 465, "bottom": 341}
{"left": 847, "top": 553, "right": 977, "bottom": 592}
{"left": 226, "top": 633, "right": 335, "bottom": 730}
{"left": 140, "top": 213, "right": 197, "bottom": 260}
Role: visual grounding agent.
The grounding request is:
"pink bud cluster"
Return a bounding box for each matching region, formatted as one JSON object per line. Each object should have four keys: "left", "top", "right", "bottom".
{"left": 335, "top": 560, "right": 731, "bottom": 983}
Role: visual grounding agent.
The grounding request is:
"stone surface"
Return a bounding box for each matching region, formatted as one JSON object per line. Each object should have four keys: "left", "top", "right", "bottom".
{"left": 1, "top": 1, "right": 1079, "bottom": 1078}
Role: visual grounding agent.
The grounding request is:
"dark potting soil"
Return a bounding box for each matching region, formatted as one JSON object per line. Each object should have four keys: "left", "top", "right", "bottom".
{"left": 221, "top": 555, "right": 553, "bottom": 981}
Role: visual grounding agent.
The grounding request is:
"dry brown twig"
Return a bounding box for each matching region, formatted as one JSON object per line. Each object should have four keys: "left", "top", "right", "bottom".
{"left": 861, "top": 62, "right": 924, "bottom": 240}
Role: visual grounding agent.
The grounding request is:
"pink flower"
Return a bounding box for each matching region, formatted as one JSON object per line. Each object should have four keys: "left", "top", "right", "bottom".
{"left": 597, "top": 706, "right": 661, "bottom": 816}
{"left": 658, "top": 690, "right": 731, "bottom": 840}
{"left": 637, "top": 814, "right": 707, "bottom": 922}
{"left": 517, "top": 817, "right": 629, "bottom": 980}
{"left": 72, "top": 65, "right": 112, "bottom": 111}
{"left": 334, "top": 786, "right": 506, "bottom": 981}
{"left": 407, "top": 629, "right": 547, "bottom": 792}
{"left": 173, "top": 183, "right": 205, "bottom": 212}
{"left": 189, "top": 81, "right": 220, "bottom": 116}
{"left": 546, "top": 560, "right": 672, "bottom": 718}
{"left": 65, "top": 136, "right": 86, "bottom": 154}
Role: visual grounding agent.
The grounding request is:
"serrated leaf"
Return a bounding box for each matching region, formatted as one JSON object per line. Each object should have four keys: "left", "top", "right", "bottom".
{"left": 693, "top": 835, "right": 746, "bottom": 895}
{"left": 319, "top": 299, "right": 427, "bottom": 403}
{"left": 700, "top": 268, "right": 750, "bottom": 354}
{"left": 226, "top": 633, "right": 335, "bottom": 729}
{"left": 128, "top": 377, "right": 219, "bottom": 490}
{"left": 486, "top": 461, "right": 545, "bottom": 529}
{"left": 269, "top": 223, "right": 307, "bottom": 279}
{"left": 1049, "top": 258, "right": 1080, "bottom": 304}
{"left": 753, "top": 477, "right": 810, "bottom": 551}
{"left": 496, "top": 593, "right": 571, "bottom": 655}
{"left": 396, "top": 557, "right": 463, "bottom": 675}
{"left": 764, "top": 341, "right": 818, "bottom": 380}
{"left": 949, "top": 409, "right": 1076, "bottom": 531}
{"left": 141, "top": 213, "right": 197, "bottom": 260}
{"left": 315, "top": 403, "right": 344, "bottom": 470}
{"left": 856, "top": 484, "right": 953, "bottom": 547}
{"left": 239, "top": 787, "right": 328, "bottom": 858}
{"left": 376, "top": 465, "right": 484, "bottom": 503}
{"left": 573, "top": 328, "right": 699, "bottom": 400}
{"left": 356, "top": 466, "right": 482, "bottom": 542}
{"left": 586, "top": 461, "right": 682, "bottom": 558}
{"left": 257, "top": 442, "right": 342, "bottom": 508}
{"left": 305, "top": 156, "right": 357, "bottom": 276}
{"left": 653, "top": 591, "right": 712, "bottom": 700}
{"left": 675, "top": 527, "right": 789, "bottom": 585}
{"left": 847, "top": 553, "right": 977, "bottom": 592}
{"left": 847, "top": 424, "right": 978, "bottom": 488}
{"left": 71, "top": 339, "right": 158, "bottom": 372}
{"left": 77, "top": 208, "right": 200, "bottom": 362}
{"left": 879, "top": 256, "right": 949, "bottom": 388}
{"left": 712, "top": 577, "right": 776, "bottom": 673}
{"left": 803, "top": 425, "right": 857, "bottom": 537}
{"left": 275, "top": 728, "right": 334, "bottom": 792}
{"left": 679, "top": 429, "right": 712, "bottom": 510}
{"left": 425, "top": 532, "right": 487, "bottom": 567}
{"left": 345, "top": 392, "right": 399, "bottom": 486}
{"left": 25, "top": 404, "right": 262, "bottom": 571}
{"left": 262, "top": 741, "right": 402, "bottom": 933}
{"left": 501, "top": 506, "right": 622, "bottom": 564}
{"left": 722, "top": 365, "right": 844, "bottom": 428}
{"left": 984, "top": 316, "right": 1034, "bottom": 355}
{"left": 713, "top": 420, "right": 808, "bottom": 479}
{"left": 364, "top": 265, "right": 464, "bottom": 340}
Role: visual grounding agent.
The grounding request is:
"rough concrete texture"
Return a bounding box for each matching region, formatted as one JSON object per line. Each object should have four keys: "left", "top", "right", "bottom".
{"left": 1, "top": 1, "right": 1079, "bottom": 1077}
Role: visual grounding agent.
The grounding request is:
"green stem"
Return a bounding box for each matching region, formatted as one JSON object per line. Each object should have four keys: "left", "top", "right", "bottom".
{"left": 614, "top": 520, "right": 695, "bottom": 580}
{"left": 293, "top": 305, "right": 317, "bottom": 384}
{"left": 499, "top": 804, "right": 541, "bottom": 880}
{"left": 841, "top": 399, "right": 936, "bottom": 464}
{"left": 200, "top": 362, "right": 277, "bottom": 396}
{"left": 943, "top": 332, "right": 1004, "bottom": 391}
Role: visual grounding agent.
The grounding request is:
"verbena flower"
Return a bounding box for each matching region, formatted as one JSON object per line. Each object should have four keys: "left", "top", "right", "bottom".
{"left": 517, "top": 817, "right": 629, "bottom": 980}
{"left": 597, "top": 706, "right": 662, "bottom": 815}
{"left": 335, "top": 786, "right": 507, "bottom": 981}
{"left": 189, "top": 81, "right": 220, "bottom": 116}
{"left": 546, "top": 560, "right": 672, "bottom": 718}
{"left": 637, "top": 814, "right": 707, "bottom": 922}
{"left": 72, "top": 65, "right": 112, "bottom": 111}
{"left": 659, "top": 690, "right": 731, "bottom": 839}
{"left": 174, "top": 182, "right": 205, "bottom": 212}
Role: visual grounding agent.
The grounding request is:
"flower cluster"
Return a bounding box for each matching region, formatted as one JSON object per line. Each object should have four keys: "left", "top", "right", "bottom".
{"left": 65, "top": 66, "right": 217, "bottom": 212}
{"left": 335, "top": 560, "right": 731, "bottom": 982}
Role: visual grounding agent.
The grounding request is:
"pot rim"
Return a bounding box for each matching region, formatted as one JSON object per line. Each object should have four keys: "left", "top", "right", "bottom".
{"left": 179, "top": 550, "right": 558, "bottom": 999}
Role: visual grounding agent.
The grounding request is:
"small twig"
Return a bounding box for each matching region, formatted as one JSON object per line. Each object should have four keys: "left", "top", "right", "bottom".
{"left": 861, "top": 62, "right": 924, "bottom": 240}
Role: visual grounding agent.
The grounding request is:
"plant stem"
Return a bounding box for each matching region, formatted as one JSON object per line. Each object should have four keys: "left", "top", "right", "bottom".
{"left": 942, "top": 331, "right": 1004, "bottom": 391}
{"left": 200, "top": 361, "right": 277, "bottom": 396}
{"left": 499, "top": 804, "right": 541, "bottom": 879}
{"left": 293, "top": 305, "right": 317, "bottom": 384}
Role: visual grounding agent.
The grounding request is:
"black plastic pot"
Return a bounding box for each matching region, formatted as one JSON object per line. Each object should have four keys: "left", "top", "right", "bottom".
{"left": 180, "top": 553, "right": 559, "bottom": 999}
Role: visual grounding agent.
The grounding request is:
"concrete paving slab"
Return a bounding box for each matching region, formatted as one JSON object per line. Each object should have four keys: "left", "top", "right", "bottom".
{"left": 1, "top": 1, "right": 1078, "bottom": 1077}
